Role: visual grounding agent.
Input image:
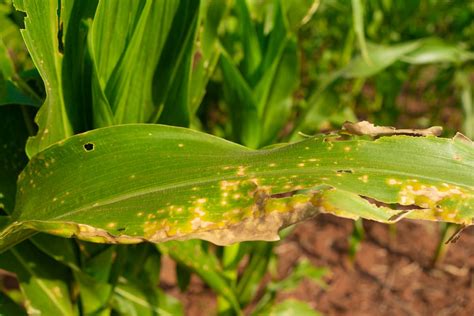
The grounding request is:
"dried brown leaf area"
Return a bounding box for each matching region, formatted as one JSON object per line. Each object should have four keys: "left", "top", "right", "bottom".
{"left": 343, "top": 121, "right": 443, "bottom": 137}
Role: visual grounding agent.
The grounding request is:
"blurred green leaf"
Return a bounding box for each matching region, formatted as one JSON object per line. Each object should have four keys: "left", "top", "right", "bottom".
{"left": 112, "top": 280, "right": 183, "bottom": 316}
{"left": 351, "top": 0, "right": 370, "bottom": 65}
{"left": 341, "top": 41, "right": 420, "bottom": 78}
{"left": 258, "top": 299, "right": 321, "bottom": 316}
{"left": 402, "top": 38, "right": 474, "bottom": 64}
{"left": 0, "top": 292, "right": 26, "bottom": 316}
{"left": 158, "top": 240, "right": 240, "bottom": 313}
{"left": 455, "top": 71, "right": 473, "bottom": 139}
{"left": 0, "top": 241, "right": 74, "bottom": 315}
{"left": 74, "top": 245, "right": 117, "bottom": 315}
{"left": 0, "top": 105, "right": 29, "bottom": 214}
{"left": 237, "top": 242, "right": 273, "bottom": 306}
{"left": 30, "top": 234, "right": 80, "bottom": 271}
{"left": 220, "top": 52, "right": 260, "bottom": 147}
{"left": 281, "top": 0, "right": 320, "bottom": 31}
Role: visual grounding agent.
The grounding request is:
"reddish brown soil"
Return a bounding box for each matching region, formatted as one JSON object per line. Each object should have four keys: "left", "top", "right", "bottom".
{"left": 162, "top": 214, "right": 474, "bottom": 315}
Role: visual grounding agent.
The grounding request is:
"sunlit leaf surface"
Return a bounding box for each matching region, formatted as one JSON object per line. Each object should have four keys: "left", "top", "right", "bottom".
{"left": 0, "top": 124, "right": 472, "bottom": 252}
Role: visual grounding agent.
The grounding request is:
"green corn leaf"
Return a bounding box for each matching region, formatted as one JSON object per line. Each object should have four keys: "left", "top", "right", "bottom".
{"left": 13, "top": 0, "right": 74, "bottom": 157}
{"left": 0, "top": 106, "right": 29, "bottom": 214}
{"left": 0, "top": 39, "right": 14, "bottom": 77}
{"left": 30, "top": 234, "right": 80, "bottom": 271}
{"left": 256, "top": 37, "right": 299, "bottom": 146}
{"left": 60, "top": 0, "right": 98, "bottom": 133}
{"left": 256, "top": 299, "right": 321, "bottom": 316}
{"left": 0, "top": 292, "right": 27, "bottom": 316}
{"left": 254, "top": 1, "right": 299, "bottom": 146}
{"left": 153, "top": 0, "right": 200, "bottom": 127}
{"left": 281, "top": 0, "right": 320, "bottom": 31}
{"left": 401, "top": 38, "right": 474, "bottom": 64}
{"left": 235, "top": 0, "right": 262, "bottom": 81}
{"left": 456, "top": 71, "right": 474, "bottom": 139}
{"left": 220, "top": 53, "right": 260, "bottom": 148}
{"left": 236, "top": 242, "right": 273, "bottom": 306}
{"left": 112, "top": 280, "right": 184, "bottom": 316}
{"left": 351, "top": 0, "right": 370, "bottom": 65}
{"left": 102, "top": 0, "right": 180, "bottom": 124}
{"left": 0, "top": 241, "right": 74, "bottom": 315}
{"left": 188, "top": 0, "right": 229, "bottom": 115}
{"left": 73, "top": 245, "right": 116, "bottom": 315}
{"left": 0, "top": 124, "right": 473, "bottom": 253}
{"left": 340, "top": 41, "right": 421, "bottom": 78}
{"left": 157, "top": 240, "right": 240, "bottom": 313}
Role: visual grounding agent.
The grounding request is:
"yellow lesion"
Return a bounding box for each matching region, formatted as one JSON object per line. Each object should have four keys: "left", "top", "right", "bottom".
{"left": 394, "top": 179, "right": 473, "bottom": 224}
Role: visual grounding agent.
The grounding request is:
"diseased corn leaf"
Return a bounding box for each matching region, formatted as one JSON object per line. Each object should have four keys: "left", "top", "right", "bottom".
{"left": 13, "top": 0, "right": 74, "bottom": 157}
{"left": 0, "top": 241, "right": 74, "bottom": 315}
{"left": 0, "top": 124, "right": 473, "bottom": 253}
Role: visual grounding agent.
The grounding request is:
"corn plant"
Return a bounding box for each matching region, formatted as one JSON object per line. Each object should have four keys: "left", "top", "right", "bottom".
{"left": 0, "top": 0, "right": 473, "bottom": 315}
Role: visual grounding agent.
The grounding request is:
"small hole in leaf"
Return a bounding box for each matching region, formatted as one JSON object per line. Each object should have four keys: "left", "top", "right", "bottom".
{"left": 336, "top": 169, "right": 353, "bottom": 174}
{"left": 83, "top": 143, "right": 94, "bottom": 151}
{"left": 117, "top": 227, "right": 126, "bottom": 232}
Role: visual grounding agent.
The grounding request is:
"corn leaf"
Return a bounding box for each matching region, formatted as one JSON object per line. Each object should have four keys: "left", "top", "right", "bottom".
{"left": 0, "top": 293, "right": 26, "bottom": 316}
{"left": 188, "top": 0, "right": 228, "bottom": 115}
{"left": 0, "top": 124, "right": 472, "bottom": 253}
{"left": 0, "top": 241, "right": 74, "bottom": 315}
{"left": 157, "top": 240, "right": 240, "bottom": 312}
{"left": 13, "top": 0, "right": 74, "bottom": 157}
{"left": 153, "top": 1, "right": 200, "bottom": 127}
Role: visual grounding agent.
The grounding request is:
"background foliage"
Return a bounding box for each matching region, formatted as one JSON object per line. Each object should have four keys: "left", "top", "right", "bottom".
{"left": 0, "top": 0, "right": 473, "bottom": 315}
